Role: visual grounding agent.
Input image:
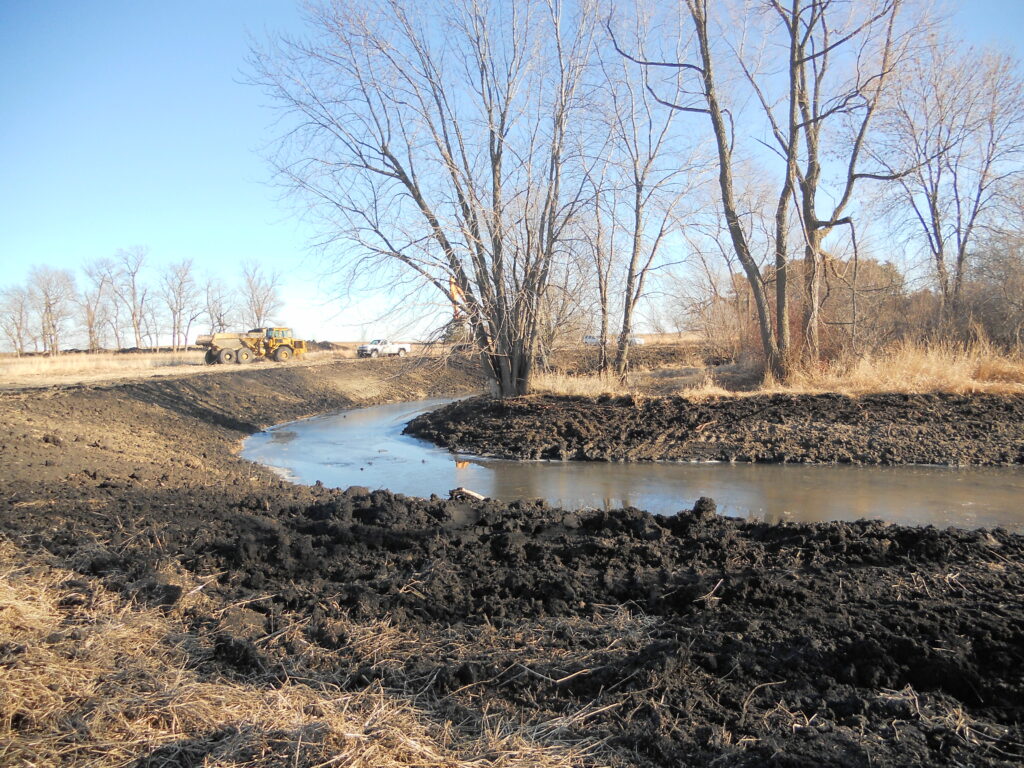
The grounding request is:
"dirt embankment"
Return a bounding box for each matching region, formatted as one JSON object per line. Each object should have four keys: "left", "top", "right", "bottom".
{"left": 2, "top": 356, "right": 481, "bottom": 498}
{"left": 2, "top": 366, "right": 1024, "bottom": 766}
{"left": 548, "top": 343, "right": 707, "bottom": 375}
{"left": 406, "top": 393, "right": 1024, "bottom": 465}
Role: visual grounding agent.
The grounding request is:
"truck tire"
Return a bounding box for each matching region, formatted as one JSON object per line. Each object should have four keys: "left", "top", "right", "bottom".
{"left": 397, "top": 348, "right": 407, "bottom": 357}
{"left": 235, "top": 347, "right": 253, "bottom": 364}
{"left": 217, "top": 348, "right": 235, "bottom": 364}
{"left": 273, "top": 346, "right": 293, "bottom": 362}
{"left": 204, "top": 349, "right": 217, "bottom": 365}
{"left": 370, "top": 349, "right": 379, "bottom": 358}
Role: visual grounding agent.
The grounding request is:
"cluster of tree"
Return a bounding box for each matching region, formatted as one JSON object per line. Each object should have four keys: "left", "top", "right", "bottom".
{"left": 252, "top": 0, "right": 1024, "bottom": 396}
{"left": 959, "top": 231, "right": 1024, "bottom": 347}
{"left": 676, "top": 229, "right": 1024, "bottom": 363}
{"left": 0, "top": 248, "right": 283, "bottom": 356}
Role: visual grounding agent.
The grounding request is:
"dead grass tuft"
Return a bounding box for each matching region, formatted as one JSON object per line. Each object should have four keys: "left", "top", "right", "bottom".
{"left": 874, "top": 685, "right": 1024, "bottom": 761}
{"left": 673, "top": 370, "right": 734, "bottom": 401}
{"left": 0, "top": 541, "right": 599, "bottom": 767}
{"left": 529, "top": 371, "right": 633, "bottom": 397}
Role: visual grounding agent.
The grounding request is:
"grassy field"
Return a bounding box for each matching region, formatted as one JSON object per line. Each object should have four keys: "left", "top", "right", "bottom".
{"left": 0, "top": 347, "right": 363, "bottom": 388}
{"left": 0, "top": 350, "right": 207, "bottom": 374}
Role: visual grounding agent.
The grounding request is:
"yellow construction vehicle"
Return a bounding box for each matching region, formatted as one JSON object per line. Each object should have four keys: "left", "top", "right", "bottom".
{"left": 196, "top": 327, "right": 308, "bottom": 364}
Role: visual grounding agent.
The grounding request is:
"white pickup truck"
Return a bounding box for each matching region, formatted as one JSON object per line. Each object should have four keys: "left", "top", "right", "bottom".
{"left": 357, "top": 339, "right": 411, "bottom": 358}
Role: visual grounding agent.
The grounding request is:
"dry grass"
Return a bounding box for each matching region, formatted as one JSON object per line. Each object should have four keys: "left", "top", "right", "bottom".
{"left": 672, "top": 373, "right": 735, "bottom": 401}
{"left": 769, "top": 340, "right": 1024, "bottom": 396}
{"left": 634, "top": 331, "right": 702, "bottom": 345}
{"left": 0, "top": 348, "right": 366, "bottom": 389}
{"left": 532, "top": 341, "right": 1024, "bottom": 399}
{"left": 0, "top": 343, "right": 442, "bottom": 389}
{"left": 0, "top": 348, "right": 361, "bottom": 376}
{"left": 0, "top": 541, "right": 598, "bottom": 767}
{"left": 528, "top": 371, "right": 632, "bottom": 397}
{"left": 0, "top": 350, "right": 207, "bottom": 376}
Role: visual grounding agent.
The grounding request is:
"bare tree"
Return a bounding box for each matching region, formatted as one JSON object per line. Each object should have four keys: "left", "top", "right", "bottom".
{"left": 241, "top": 261, "right": 282, "bottom": 328}
{"left": 535, "top": 254, "right": 591, "bottom": 366}
{"left": 0, "top": 285, "right": 34, "bottom": 356}
{"left": 109, "top": 246, "right": 151, "bottom": 349}
{"left": 664, "top": 180, "right": 783, "bottom": 362}
{"left": 760, "top": 0, "right": 911, "bottom": 362}
{"left": 79, "top": 259, "right": 113, "bottom": 352}
{"left": 204, "top": 278, "right": 237, "bottom": 335}
{"left": 254, "top": 0, "right": 597, "bottom": 396}
{"left": 615, "top": 0, "right": 786, "bottom": 376}
{"left": 604, "top": 10, "right": 700, "bottom": 376}
{"left": 688, "top": 1, "right": 790, "bottom": 374}
{"left": 965, "top": 230, "right": 1024, "bottom": 346}
{"left": 159, "top": 259, "right": 203, "bottom": 350}
{"left": 580, "top": 168, "right": 618, "bottom": 373}
{"left": 103, "top": 266, "right": 126, "bottom": 350}
{"left": 872, "top": 37, "right": 1024, "bottom": 325}
{"left": 619, "top": 0, "right": 919, "bottom": 377}
{"left": 28, "top": 266, "right": 77, "bottom": 355}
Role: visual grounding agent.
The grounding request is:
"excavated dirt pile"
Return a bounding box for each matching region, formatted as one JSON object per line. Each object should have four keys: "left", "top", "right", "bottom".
{"left": 2, "top": 368, "right": 1023, "bottom": 766}
{"left": 4, "top": 485, "right": 1023, "bottom": 767}
{"left": 406, "top": 393, "right": 1024, "bottom": 465}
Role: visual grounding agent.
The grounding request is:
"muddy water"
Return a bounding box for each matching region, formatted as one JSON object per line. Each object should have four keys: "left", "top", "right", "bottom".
{"left": 243, "top": 398, "right": 1024, "bottom": 531}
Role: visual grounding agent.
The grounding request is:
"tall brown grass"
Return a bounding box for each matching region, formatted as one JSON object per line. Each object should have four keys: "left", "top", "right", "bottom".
{"left": 530, "top": 341, "right": 1024, "bottom": 398}
{"left": 528, "top": 371, "right": 633, "bottom": 397}
{"left": 770, "top": 340, "right": 1024, "bottom": 396}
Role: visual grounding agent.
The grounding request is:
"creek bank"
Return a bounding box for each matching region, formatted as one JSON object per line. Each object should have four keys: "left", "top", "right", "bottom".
{"left": 2, "top": 367, "right": 1023, "bottom": 766}
{"left": 1, "top": 356, "right": 481, "bottom": 498}
{"left": 405, "top": 392, "right": 1024, "bottom": 465}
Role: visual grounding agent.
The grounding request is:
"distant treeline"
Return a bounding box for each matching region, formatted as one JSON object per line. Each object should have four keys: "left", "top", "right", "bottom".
{"left": 0, "top": 248, "right": 283, "bottom": 356}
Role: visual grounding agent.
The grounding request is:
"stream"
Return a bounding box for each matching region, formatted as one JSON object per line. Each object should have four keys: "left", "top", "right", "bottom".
{"left": 242, "top": 397, "right": 1024, "bottom": 531}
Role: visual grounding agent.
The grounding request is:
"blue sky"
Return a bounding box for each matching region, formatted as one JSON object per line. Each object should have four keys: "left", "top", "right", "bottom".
{"left": 0, "top": 0, "right": 364, "bottom": 340}
{"left": 1, "top": 0, "right": 1022, "bottom": 342}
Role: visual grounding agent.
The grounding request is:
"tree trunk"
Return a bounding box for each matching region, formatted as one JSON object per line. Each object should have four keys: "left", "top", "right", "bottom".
{"left": 688, "top": 0, "right": 784, "bottom": 380}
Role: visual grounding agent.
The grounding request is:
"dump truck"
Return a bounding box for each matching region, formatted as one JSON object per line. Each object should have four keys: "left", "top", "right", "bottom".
{"left": 196, "top": 327, "right": 307, "bottom": 364}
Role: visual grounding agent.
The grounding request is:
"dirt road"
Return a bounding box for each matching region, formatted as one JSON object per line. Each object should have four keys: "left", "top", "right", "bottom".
{"left": 1, "top": 362, "right": 1022, "bottom": 766}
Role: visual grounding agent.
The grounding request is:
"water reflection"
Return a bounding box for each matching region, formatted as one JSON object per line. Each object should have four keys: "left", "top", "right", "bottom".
{"left": 242, "top": 398, "right": 1024, "bottom": 531}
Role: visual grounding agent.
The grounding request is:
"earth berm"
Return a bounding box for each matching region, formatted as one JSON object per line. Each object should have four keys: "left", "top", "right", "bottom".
{"left": 406, "top": 392, "right": 1024, "bottom": 465}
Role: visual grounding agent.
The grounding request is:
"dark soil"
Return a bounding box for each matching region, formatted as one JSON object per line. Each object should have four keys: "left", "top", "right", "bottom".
{"left": 406, "top": 393, "right": 1024, "bottom": 465}
{"left": 2, "top": 365, "right": 1023, "bottom": 766}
